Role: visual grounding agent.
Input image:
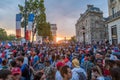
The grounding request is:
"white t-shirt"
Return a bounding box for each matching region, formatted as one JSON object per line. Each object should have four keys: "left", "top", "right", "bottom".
{"left": 97, "top": 76, "right": 105, "bottom": 80}
{"left": 55, "top": 70, "right": 63, "bottom": 80}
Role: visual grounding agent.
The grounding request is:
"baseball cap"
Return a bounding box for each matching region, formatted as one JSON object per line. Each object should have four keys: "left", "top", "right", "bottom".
{"left": 56, "top": 61, "right": 65, "bottom": 69}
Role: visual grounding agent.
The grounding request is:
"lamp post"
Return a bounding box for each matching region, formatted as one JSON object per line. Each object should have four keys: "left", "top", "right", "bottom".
{"left": 24, "top": 0, "right": 27, "bottom": 40}
{"left": 82, "top": 27, "right": 85, "bottom": 48}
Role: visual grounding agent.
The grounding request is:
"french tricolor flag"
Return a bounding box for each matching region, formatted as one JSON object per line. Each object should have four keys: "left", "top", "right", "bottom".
{"left": 0, "top": 42, "right": 5, "bottom": 47}
{"left": 5, "top": 42, "right": 12, "bottom": 48}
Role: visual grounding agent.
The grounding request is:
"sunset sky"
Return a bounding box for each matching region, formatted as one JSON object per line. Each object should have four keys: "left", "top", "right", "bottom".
{"left": 0, "top": 0, "right": 108, "bottom": 39}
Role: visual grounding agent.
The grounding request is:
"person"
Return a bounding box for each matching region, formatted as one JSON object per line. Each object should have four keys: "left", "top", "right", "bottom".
{"left": 1, "top": 59, "right": 8, "bottom": 70}
{"left": 71, "top": 58, "right": 87, "bottom": 80}
{"left": 110, "top": 67, "right": 120, "bottom": 80}
{"left": 11, "top": 67, "right": 22, "bottom": 80}
{"left": 60, "top": 65, "right": 72, "bottom": 80}
{"left": 16, "top": 56, "right": 30, "bottom": 80}
{"left": 44, "top": 60, "right": 55, "bottom": 80}
{"left": 0, "top": 69, "right": 13, "bottom": 80}
{"left": 34, "top": 71, "right": 44, "bottom": 80}
{"left": 10, "top": 60, "right": 22, "bottom": 80}
{"left": 55, "top": 61, "right": 65, "bottom": 80}
{"left": 91, "top": 66, "right": 105, "bottom": 80}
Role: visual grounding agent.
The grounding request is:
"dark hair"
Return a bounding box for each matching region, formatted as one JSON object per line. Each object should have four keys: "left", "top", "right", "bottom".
{"left": 16, "top": 56, "right": 24, "bottom": 63}
{"left": 92, "top": 66, "right": 102, "bottom": 76}
{"left": 108, "top": 60, "right": 116, "bottom": 68}
{"left": 60, "top": 65, "right": 70, "bottom": 78}
{"left": 2, "top": 59, "right": 7, "bottom": 66}
{"left": 110, "top": 67, "right": 120, "bottom": 80}
{"left": 10, "top": 60, "right": 17, "bottom": 67}
{"left": 34, "top": 72, "right": 43, "bottom": 80}
{"left": 56, "top": 55, "right": 60, "bottom": 60}
{"left": 115, "top": 60, "right": 120, "bottom": 67}
{"left": 0, "top": 70, "right": 11, "bottom": 79}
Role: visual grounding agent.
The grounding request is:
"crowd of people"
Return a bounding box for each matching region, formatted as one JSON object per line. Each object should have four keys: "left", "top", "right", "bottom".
{"left": 0, "top": 41, "right": 120, "bottom": 80}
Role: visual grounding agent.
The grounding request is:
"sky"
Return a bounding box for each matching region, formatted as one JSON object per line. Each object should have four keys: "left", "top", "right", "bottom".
{"left": 0, "top": 0, "right": 108, "bottom": 39}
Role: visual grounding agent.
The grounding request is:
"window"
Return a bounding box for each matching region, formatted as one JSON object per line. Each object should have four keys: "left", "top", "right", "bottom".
{"left": 86, "top": 20, "right": 87, "bottom": 26}
{"left": 111, "top": 26, "right": 117, "bottom": 35}
{"left": 110, "top": 0, "right": 114, "bottom": 3}
{"left": 111, "top": 26, "right": 118, "bottom": 44}
{"left": 112, "top": 7, "right": 115, "bottom": 17}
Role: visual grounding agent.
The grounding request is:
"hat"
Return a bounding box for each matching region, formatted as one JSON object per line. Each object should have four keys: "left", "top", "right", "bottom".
{"left": 11, "top": 67, "right": 21, "bottom": 75}
{"left": 72, "top": 58, "right": 80, "bottom": 68}
{"left": 64, "top": 58, "right": 69, "bottom": 63}
{"left": 56, "top": 62, "right": 65, "bottom": 69}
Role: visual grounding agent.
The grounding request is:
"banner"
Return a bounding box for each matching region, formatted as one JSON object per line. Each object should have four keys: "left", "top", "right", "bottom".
{"left": 16, "top": 29, "right": 21, "bottom": 38}
{"left": 26, "top": 30, "right": 31, "bottom": 40}
{"left": 16, "top": 14, "right": 22, "bottom": 38}
{"left": 26, "top": 13, "right": 34, "bottom": 40}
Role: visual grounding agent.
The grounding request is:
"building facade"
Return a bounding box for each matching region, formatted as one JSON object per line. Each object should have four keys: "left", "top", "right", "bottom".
{"left": 50, "top": 24, "right": 57, "bottom": 43}
{"left": 76, "top": 5, "right": 107, "bottom": 44}
{"left": 107, "top": 0, "right": 120, "bottom": 44}
{"left": 36, "top": 24, "right": 57, "bottom": 43}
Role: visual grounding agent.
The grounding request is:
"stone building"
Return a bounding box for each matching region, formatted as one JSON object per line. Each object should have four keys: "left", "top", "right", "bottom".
{"left": 76, "top": 5, "right": 107, "bottom": 44}
{"left": 107, "top": 0, "right": 120, "bottom": 44}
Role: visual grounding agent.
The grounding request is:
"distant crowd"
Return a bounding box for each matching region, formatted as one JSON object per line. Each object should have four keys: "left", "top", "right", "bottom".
{"left": 0, "top": 41, "right": 120, "bottom": 80}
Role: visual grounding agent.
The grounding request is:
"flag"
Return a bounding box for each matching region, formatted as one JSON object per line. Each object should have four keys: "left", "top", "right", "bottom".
{"left": 26, "top": 13, "right": 34, "bottom": 40}
{"left": 16, "top": 14, "right": 22, "bottom": 38}
{"left": 0, "top": 42, "right": 5, "bottom": 47}
{"left": 26, "top": 30, "right": 32, "bottom": 40}
{"left": 5, "top": 42, "right": 12, "bottom": 48}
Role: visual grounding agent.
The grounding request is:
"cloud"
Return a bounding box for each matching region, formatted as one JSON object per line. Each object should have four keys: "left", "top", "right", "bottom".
{"left": 0, "top": 0, "right": 23, "bottom": 35}
{"left": 45, "top": 0, "right": 108, "bottom": 38}
{"left": 0, "top": 0, "right": 108, "bottom": 38}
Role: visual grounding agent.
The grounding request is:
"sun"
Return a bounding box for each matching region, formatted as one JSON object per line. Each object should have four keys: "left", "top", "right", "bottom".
{"left": 56, "top": 37, "right": 63, "bottom": 42}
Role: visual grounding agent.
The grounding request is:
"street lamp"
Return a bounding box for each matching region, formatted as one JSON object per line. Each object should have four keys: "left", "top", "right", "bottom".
{"left": 24, "top": 0, "right": 27, "bottom": 40}
{"left": 82, "top": 27, "right": 85, "bottom": 48}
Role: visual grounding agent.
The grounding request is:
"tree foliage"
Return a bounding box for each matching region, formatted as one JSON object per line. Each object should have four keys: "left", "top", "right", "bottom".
{"left": 7, "top": 34, "right": 16, "bottom": 41}
{"left": 18, "top": 0, "right": 52, "bottom": 40}
{"left": 0, "top": 28, "right": 7, "bottom": 41}
{"left": 70, "top": 36, "right": 76, "bottom": 42}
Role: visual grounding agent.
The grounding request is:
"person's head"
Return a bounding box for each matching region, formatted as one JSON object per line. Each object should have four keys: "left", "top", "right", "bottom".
{"left": 96, "top": 59, "right": 103, "bottom": 67}
{"left": 45, "top": 60, "right": 50, "bottom": 66}
{"left": 72, "top": 58, "right": 80, "bottom": 68}
{"left": 2, "top": 59, "right": 7, "bottom": 66}
{"left": 92, "top": 66, "right": 103, "bottom": 77}
{"left": 60, "top": 65, "right": 72, "bottom": 80}
{"left": 0, "top": 69, "right": 12, "bottom": 80}
{"left": 56, "top": 61, "right": 65, "bottom": 70}
{"left": 107, "top": 50, "right": 112, "bottom": 54}
{"left": 10, "top": 60, "right": 17, "bottom": 67}
{"left": 84, "top": 54, "right": 91, "bottom": 61}
{"left": 108, "top": 60, "right": 117, "bottom": 69}
{"left": 110, "top": 67, "right": 120, "bottom": 80}
{"left": 34, "top": 71, "right": 43, "bottom": 80}
{"left": 90, "top": 55, "right": 95, "bottom": 63}
{"left": 115, "top": 60, "right": 120, "bottom": 67}
{"left": 95, "top": 53, "right": 103, "bottom": 59}
{"left": 16, "top": 56, "right": 24, "bottom": 67}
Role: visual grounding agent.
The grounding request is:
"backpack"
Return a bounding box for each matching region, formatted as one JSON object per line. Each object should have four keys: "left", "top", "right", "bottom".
{"left": 22, "top": 64, "right": 31, "bottom": 80}
{"left": 104, "top": 77, "right": 112, "bottom": 80}
{"left": 77, "top": 72, "right": 87, "bottom": 80}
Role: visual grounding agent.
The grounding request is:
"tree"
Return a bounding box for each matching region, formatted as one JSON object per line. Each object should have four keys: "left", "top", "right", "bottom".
{"left": 18, "top": 0, "right": 52, "bottom": 41}
{"left": 0, "top": 28, "right": 7, "bottom": 41}
{"left": 7, "top": 34, "right": 16, "bottom": 41}
{"left": 70, "top": 36, "right": 76, "bottom": 42}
